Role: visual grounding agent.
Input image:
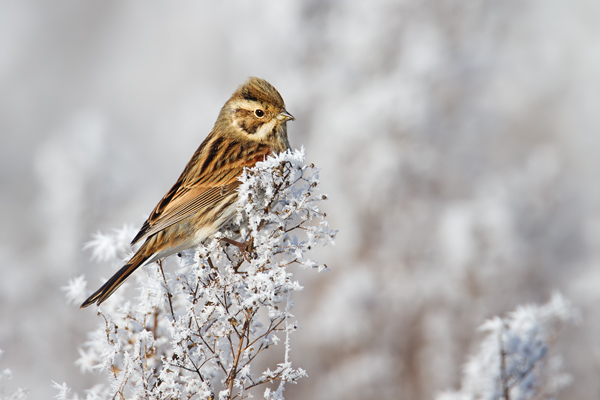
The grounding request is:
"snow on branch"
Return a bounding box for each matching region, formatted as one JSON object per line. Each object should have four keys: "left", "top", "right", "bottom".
{"left": 438, "top": 293, "right": 578, "bottom": 400}
{"left": 62, "top": 149, "right": 336, "bottom": 400}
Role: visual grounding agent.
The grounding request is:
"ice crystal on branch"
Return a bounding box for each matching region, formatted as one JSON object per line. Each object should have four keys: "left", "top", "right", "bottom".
{"left": 438, "top": 294, "right": 577, "bottom": 400}
{"left": 68, "top": 149, "right": 335, "bottom": 400}
{"left": 0, "top": 349, "right": 28, "bottom": 400}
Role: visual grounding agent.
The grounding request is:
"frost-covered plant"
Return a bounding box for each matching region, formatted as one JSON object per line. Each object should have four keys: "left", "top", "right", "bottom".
{"left": 0, "top": 349, "right": 28, "bottom": 400}
{"left": 63, "top": 149, "right": 336, "bottom": 400}
{"left": 437, "top": 293, "right": 577, "bottom": 400}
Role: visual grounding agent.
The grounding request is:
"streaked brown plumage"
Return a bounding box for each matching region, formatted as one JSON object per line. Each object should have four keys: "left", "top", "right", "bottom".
{"left": 81, "top": 77, "right": 294, "bottom": 308}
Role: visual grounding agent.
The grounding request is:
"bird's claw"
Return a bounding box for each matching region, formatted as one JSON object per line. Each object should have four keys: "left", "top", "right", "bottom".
{"left": 220, "top": 238, "right": 253, "bottom": 263}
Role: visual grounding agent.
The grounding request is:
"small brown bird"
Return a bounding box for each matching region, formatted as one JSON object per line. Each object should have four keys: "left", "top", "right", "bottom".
{"left": 81, "top": 77, "right": 294, "bottom": 308}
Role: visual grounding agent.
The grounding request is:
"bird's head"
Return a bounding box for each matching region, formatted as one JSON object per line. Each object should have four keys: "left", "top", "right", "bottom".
{"left": 217, "top": 77, "right": 294, "bottom": 153}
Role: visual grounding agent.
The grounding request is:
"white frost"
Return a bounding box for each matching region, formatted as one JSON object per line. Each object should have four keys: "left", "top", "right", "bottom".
{"left": 65, "top": 150, "right": 336, "bottom": 399}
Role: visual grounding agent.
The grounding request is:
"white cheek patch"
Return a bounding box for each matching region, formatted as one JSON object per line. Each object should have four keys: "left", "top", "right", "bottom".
{"left": 255, "top": 119, "right": 277, "bottom": 140}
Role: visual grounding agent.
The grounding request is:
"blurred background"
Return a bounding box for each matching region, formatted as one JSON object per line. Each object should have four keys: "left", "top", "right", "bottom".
{"left": 2, "top": 0, "right": 600, "bottom": 398}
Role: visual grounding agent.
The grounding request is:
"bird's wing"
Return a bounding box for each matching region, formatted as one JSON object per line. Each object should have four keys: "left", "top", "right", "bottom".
{"left": 131, "top": 142, "right": 272, "bottom": 246}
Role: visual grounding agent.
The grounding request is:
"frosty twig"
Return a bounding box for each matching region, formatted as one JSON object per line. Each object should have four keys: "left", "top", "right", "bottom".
{"left": 65, "top": 149, "right": 336, "bottom": 400}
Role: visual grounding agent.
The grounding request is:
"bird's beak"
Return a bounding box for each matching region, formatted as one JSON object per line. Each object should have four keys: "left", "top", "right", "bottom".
{"left": 277, "top": 109, "right": 295, "bottom": 122}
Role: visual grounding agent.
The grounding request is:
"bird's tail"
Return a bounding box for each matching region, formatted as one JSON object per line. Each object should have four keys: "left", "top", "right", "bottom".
{"left": 80, "top": 247, "right": 152, "bottom": 308}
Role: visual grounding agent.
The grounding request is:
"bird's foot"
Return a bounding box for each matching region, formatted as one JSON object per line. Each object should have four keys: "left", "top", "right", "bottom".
{"left": 220, "top": 237, "right": 253, "bottom": 263}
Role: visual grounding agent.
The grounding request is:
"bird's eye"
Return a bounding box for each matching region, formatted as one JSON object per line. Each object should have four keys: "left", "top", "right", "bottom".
{"left": 254, "top": 109, "right": 265, "bottom": 118}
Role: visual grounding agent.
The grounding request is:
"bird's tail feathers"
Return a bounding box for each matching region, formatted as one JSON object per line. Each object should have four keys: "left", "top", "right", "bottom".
{"left": 80, "top": 250, "right": 152, "bottom": 308}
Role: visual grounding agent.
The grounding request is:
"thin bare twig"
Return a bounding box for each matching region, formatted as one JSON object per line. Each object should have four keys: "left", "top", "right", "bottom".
{"left": 499, "top": 323, "right": 510, "bottom": 400}
{"left": 158, "top": 260, "right": 175, "bottom": 318}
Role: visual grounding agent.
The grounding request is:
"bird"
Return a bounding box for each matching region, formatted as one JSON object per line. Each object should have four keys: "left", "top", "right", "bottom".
{"left": 80, "top": 77, "right": 294, "bottom": 308}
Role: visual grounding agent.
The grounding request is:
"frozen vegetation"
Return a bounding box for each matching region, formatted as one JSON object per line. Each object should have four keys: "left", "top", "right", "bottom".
{"left": 2, "top": 1, "right": 600, "bottom": 399}
{"left": 60, "top": 150, "right": 335, "bottom": 399}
